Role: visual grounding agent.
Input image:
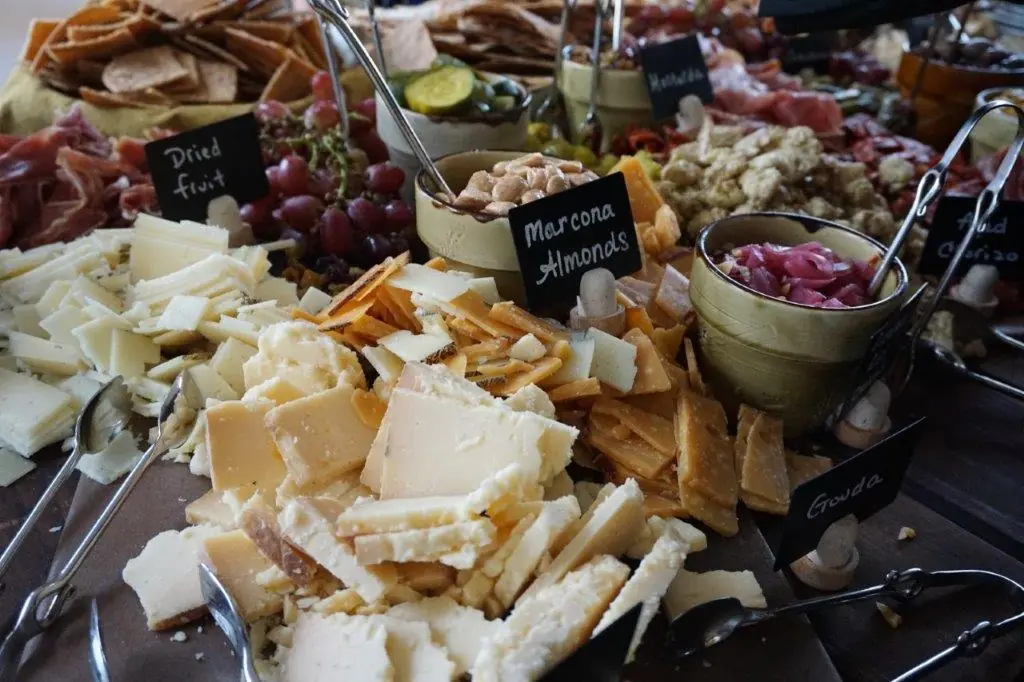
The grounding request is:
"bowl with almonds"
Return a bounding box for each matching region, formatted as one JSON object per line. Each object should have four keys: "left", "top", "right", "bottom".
{"left": 689, "top": 212, "right": 909, "bottom": 436}
{"left": 415, "top": 150, "right": 600, "bottom": 304}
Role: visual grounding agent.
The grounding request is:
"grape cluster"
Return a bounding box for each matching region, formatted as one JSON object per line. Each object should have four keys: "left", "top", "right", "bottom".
{"left": 245, "top": 71, "right": 418, "bottom": 287}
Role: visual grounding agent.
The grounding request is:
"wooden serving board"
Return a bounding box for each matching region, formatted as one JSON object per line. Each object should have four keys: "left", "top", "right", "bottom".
{"left": 15, "top": 462, "right": 840, "bottom": 682}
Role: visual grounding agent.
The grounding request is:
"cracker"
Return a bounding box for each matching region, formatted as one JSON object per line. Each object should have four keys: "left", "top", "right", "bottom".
{"left": 220, "top": 19, "right": 293, "bottom": 43}
{"left": 259, "top": 55, "right": 315, "bottom": 102}
{"left": 293, "top": 16, "right": 327, "bottom": 67}
{"left": 225, "top": 27, "right": 291, "bottom": 77}
{"left": 21, "top": 19, "right": 61, "bottom": 64}
{"left": 79, "top": 86, "right": 159, "bottom": 109}
{"left": 101, "top": 45, "right": 189, "bottom": 93}
{"left": 175, "top": 60, "right": 239, "bottom": 103}
{"left": 179, "top": 34, "right": 250, "bottom": 72}
{"left": 142, "top": 0, "right": 222, "bottom": 22}
{"left": 31, "top": 5, "right": 124, "bottom": 74}
{"left": 48, "top": 28, "right": 138, "bottom": 67}
{"left": 164, "top": 51, "right": 200, "bottom": 92}
{"left": 189, "top": 0, "right": 248, "bottom": 23}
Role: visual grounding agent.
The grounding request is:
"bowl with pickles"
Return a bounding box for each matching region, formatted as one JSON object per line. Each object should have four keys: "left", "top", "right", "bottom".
{"left": 376, "top": 57, "right": 531, "bottom": 202}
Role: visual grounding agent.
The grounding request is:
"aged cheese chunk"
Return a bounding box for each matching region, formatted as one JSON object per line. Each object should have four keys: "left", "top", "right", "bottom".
{"left": 622, "top": 328, "right": 672, "bottom": 395}
{"left": 279, "top": 497, "right": 396, "bottom": 603}
{"left": 206, "top": 400, "right": 286, "bottom": 495}
{"left": 240, "top": 494, "right": 319, "bottom": 587}
{"left": 379, "top": 330, "right": 455, "bottom": 364}
{"left": 265, "top": 384, "right": 377, "bottom": 489}
{"left": 335, "top": 496, "right": 479, "bottom": 537}
{"left": 740, "top": 412, "right": 790, "bottom": 508}
{"left": 679, "top": 483, "right": 738, "bottom": 537}
{"left": 280, "top": 613, "right": 392, "bottom": 682}
{"left": 735, "top": 404, "right": 758, "bottom": 475}
{"left": 210, "top": 337, "right": 257, "bottom": 395}
{"left": 388, "top": 263, "right": 470, "bottom": 302}
{"left": 611, "top": 156, "right": 665, "bottom": 224}
{"left": 473, "top": 555, "right": 629, "bottom": 682}
{"left": 586, "top": 429, "right": 673, "bottom": 480}
{"left": 395, "top": 562, "right": 456, "bottom": 595}
{"left": 241, "top": 377, "right": 304, "bottom": 406}
{"left": 389, "top": 596, "right": 502, "bottom": 677}
{"left": 354, "top": 520, "right": 497, "bottom": 567}
{"left": 122, "top": 524, "right": 223, "bottom": 630}
{"left": 677, "top": 390, "right": 737, "bottom": 507}
{"left": 488, "top": 301, "right": 568, "bottom": 343}
{"left": 543, "top": 471, "right": 574, "bottom": 501}
{"left": 378, "top": 390, "right": 575, "bottom": 499}
{"left": 185, "top": 489, "right": 238, "bottom": 530}
{"left": 595, "top": 532, "right": 685, "bottom": 662}
{"left": 522, "top": 480, "right": 645, "bottom": 602}
{"left": 585, "top": 328, "right": 637, "bottom": 393}
{"left": 243, "top": 321, "right": 363, "bottom": 394}
{"left": 662, "top": 569, "right": 766, "bottom": 622}
{"left": 157, "top": 295, "right": 210, "bottom": 332}
{"left": 379, "top": 617, "right": 457, "bottom": 682}
{"left": 665, "top": 518, "right": 708, "bottom": 553}
{"left": 297, "top": 286, "right": 333, "bottom": 315}
{"left": 509, "top": 334, "right": 546, "bottom": 363}
{"left": 202, "top": 529, "right": 283, "bottom": 622}
{"left": 593, "top": 398, "right": 675, "bottom": 456}
{"left": 786, "top": 451, "right": 832, "bottom": 491}
{"left": 503, "top": 384, "right": 556, "bottom": 420}
{"left": 494, "top": 496, "right": 581, "bottom": 608}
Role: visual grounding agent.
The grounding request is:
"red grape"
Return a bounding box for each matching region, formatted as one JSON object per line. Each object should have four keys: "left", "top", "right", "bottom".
{"left": 241, "top": 196, "right": 274, "bottom": 227}
{"left": 266, "top": 166, "right": 284, "bottom": 197}
{"left": 353, "top": 130, "right": 389, "bottom": 164}
{"left": 354, "top": 98, "right": 376, "bottom": 122}
{"left": 347, "top": 196, "right": 386, "bottom": 233}
{"left": 279, "top": 195, "right": 324, "bottom": 232}
{"left": 278, "top": 156, "right": 311, "bottom": 197}
{"left": 361, "top": 234, "right": 391, "bottom": 263}
{"left": 308, "top": 168, "right": 336, "bottom": 198}
{"left": 320, "top": 207, "right": 356, "bottom": 256}
{"left": 311, "top": 71, "right": 335, "bottom": 102}
{"left": 348, "top": 113, "right": 372, "bottom": 136}
{"left": 383, "top": 200, "right": 413, "bottom": 232}
{"left": 305, "top": 100, "right": 340, "bottom": 131}
{"left": 365, "top": 163, "right": 405, "bottom": 195}
{"left": 255, "top": 100, "right": 289, "bottom": 123}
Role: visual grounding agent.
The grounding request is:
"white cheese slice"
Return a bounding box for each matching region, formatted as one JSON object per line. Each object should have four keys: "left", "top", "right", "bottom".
{"left": 280, "top": 613, "right": 392, "bottom": 682}
{"left": 146, "top": 353, "right": 208, "bottom": 382}
{"left": 585, "top": 328, "right": 637, "bottom": 392}
{"left": 297, "top": 286, "right": 333, "bottom": 315}
{"left": 241, "top": 377, "right": 304, "bottom": 406}
{"left": 509, "top": 333, "right": 546, "bottom": 362}
{"left": 388, "top": 264, "right": 470, "bottom": 302}
{"left": 0, "top": 243, "right": 65, "bottom": 279}
{"left": 1, "top": 243, "right": 105, "bottom": 303}
{"left": 39, "top": 306, "right": 91, "bottom": 348}
{"left": 110, "top": 329, "right": 160, "bottom": 379}
{"left": 503, "top": 384, "right": 556, "bottom": 420}
{"left": 546, "top": 335, "right": 595, "bottom": 386}
{"left": 0, "top": 447, "right": 36, "bottom": 486}
{"left": 34, "top": 280, "right": 73, "bottom": 319}
{"left": 56, "top": 374, "right": 103, "bottom": 408}
{"left": 379, "top": 617, "right": 456, "bottom": 682}
{"left": 418, "top": 313, "right": 452, "bottom": 341}
{"left": 76, "top": 430, "right": 142, "bottom": 484}
{"left": 389, "top": 597, "right": 502, "bottom": 677}
{"left": 662, "top": 569, "right": 766, "bottom": 622}
{"left": 157, "top": 296, "right": 210, "bottom": 332}
{"left": 210, "top": 337, "right": 257, "bottom": 395}
{"left": 13, "top": 305, "right": 45, "bottom": 337}
{"left": 187, "top": 364, "right": 239, "bottom": 402}
{"left": 68, "top": 276, "right": 123, "bottom": 313}
{"left": 7, "top": 331, "right": 85, "bottom": 376}
{"left": 353, "top": 520, "right": 496, "bottom": 567}
{"left": 130, "top": 215, "right": 230, "bottom": 282}
{"left": 122, "top": 524, "right": 224, "bottom": 630}
{"left": 467, "top": 277, "right": 500, "bottom": 304}
{"left": 254, "top": 276, "right": 299, "bottom": 306}
{"left": 361, "top": 345, "right": 405, "bottom": 384}
{"left": 72, "top": 318, "right": 119, "bottom": 374}
{"left": 335, "top": 496, "right": 480, "bottom": 537}
{"left": 378, "top": 330, "right": 454, "bottom": 364}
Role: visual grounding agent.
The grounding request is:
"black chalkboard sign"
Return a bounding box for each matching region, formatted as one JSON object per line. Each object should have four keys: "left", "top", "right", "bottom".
{"left": 639, "top": 35, "right": 713, "bottom": 121}
{"left": 781, "top": 32, "right": 838, "bottom": 73}
{"left": 773, "top": 417, "right": 925, "bottom": 570}
{"left": 508, "top": 173, "right": 641, "bottom": 316}
{"left": 828, "top": 285, "right": 926, "bottom": 429}
{"left": 145, "top": 113, "right": 269, "bottom": 222}
{"left": 918, "top": 196, "right": 1024, "bottom": 278}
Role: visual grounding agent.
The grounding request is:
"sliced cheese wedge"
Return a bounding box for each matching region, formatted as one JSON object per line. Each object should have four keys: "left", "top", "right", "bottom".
{"left": 662, "top": 569, "right": 766, "bottom": 622}
{"left": 388, "top": 597, "right": 503, "bottom": 678}
{"left": 353, "top": 519, "right": 497, "bottom": 568}
{"left": 280, "top": 613, "right": 392, "bottom": 682}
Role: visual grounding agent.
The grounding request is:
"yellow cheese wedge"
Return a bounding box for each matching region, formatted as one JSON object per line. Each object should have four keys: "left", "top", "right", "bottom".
{"left": 184, "top": 489, "right": 237, "bottom": 530}
{"left": 206, "top": 401, "right": 286, "bottom": 496}
{"left": 678, "top": 483, "right": 738, "bottom": 538}
{"left": 622, "top": 328, "right": 672, "bottom": 395}
{"left": 677, "top": 390, "right": 737, "bottom": 507}
{"left": 202, "top": 530, "right": 283, "bottom": 622}
{"left": 740, "top": 412, "right": 790, "bottom": 507}
{"left": 592, "top": 397, "right": 675, "bottom": 456}
{"left": 240, "top": 494, "right": 319, "bottom": 587}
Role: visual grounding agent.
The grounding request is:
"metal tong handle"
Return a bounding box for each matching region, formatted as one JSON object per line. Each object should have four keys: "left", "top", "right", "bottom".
{"left": 578, "top": 0, "right": 610, "bottom": 146}
{"left": 317, "top": 17, "right": 349, "bottom": 140}
{"left": 535, "top": 0, "right": 576, "bottom": 130}
{"left": 869, "top": 100, "right": 1024, "bottom": 300}
{"left": 309, "top": 0, "right": 454, "bottom": 198}
{"left": 949, "top": 362, "right": 1024, "bottom": 401}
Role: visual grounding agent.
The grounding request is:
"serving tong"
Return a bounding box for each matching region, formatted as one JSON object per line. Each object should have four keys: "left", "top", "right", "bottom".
{"left": 534, "top": 0, "right": 577, "bottom": 139}
{"left": 577, "top": 0, "right": 614, "bottom": 152}
{"left": 669, "top": 567, "right": 1024, "bottom": 681}
{"left": 865, "top": 100, "right": 1024, "bottom": 401}
{"left": 0, "top": 371, "right": 202, "bottom": 679}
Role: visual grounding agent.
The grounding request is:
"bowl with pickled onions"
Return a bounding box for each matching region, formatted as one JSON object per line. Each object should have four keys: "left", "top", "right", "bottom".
{"left": 689, "top": 212, "right": 908, "bottom": 436}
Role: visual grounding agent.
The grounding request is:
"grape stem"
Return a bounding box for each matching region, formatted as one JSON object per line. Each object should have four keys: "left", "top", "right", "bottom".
{"left": 261, "top": 121, "right": 353, "bottom": 202}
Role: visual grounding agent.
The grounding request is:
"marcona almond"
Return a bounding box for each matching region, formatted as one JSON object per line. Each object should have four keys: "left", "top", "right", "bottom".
{"left": 545, "top": 174, "right": 569, "bottom": 195}
{"left": 467, "top": 170, "right": 496, "bottom": 193}
{"left": 527, "top": 167, "right": 549, "bottom": 191}
{"left": 453, "top": 187, "right": 493, "bottom": 210}
{"left": 492, "top": 174, "right": 529, "bottom": 203}
{"left": 557, "top": 160, "right": 585, "bottom": 174}
{"left": 521, "top": 189, "right": 546, "bottom": 203}
{"left": 484, "top": 201, "right": 517, "bottom": 216}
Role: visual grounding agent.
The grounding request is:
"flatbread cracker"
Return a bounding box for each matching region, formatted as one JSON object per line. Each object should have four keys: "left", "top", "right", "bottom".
{"left": 164, "top": 51, "right": 200, "bottom": 92}
{"left": 102, "top": 45, "right": 189, "bottom": 93}
{"left": 79, "top": 86, "right": 161, "bottom": 109}
{"left": 47, "top": 28, "right": 138, "bottom": 67}
{"left": 142, "top": 0, "right": 222, "bottom": 22}
{"left": 21, "top": 19, "right": 61, "bottom": 64}
{"left": 179, "top": 34, "right": 250, "bottom": 72}
{"left": 220, "top": 19, "right": 294, "bottom": 43}
{"left": 225, "top": 27, "right": 291, "bottom": 77}
{"left": 176, "top": 60, "right": 239, "bottom": 103}
{"left": 31, "top": 5, "right": 124, "bottom": 73}
{"left": 259, "top": 55, "right": 315, "bottom": 102}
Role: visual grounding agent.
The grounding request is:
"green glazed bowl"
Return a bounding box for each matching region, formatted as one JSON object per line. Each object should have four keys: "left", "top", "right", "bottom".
{"left": 690, "top": 213, "right": 908, "bottom": 436}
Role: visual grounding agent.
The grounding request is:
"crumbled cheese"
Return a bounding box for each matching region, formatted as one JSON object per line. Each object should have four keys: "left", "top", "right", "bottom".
{"left": 170, "top": 631, "right": 187, "bottom": 642}
{"left": 897, "top": 526, "right": 916, "bottom": 542}
{"left": 876, "top": 602, "right": 902, "bottom": 628}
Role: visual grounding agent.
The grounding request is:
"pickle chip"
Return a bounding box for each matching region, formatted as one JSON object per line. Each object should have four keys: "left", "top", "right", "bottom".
{"left": 405, "top": 65, "right": 475, "bottom": 116}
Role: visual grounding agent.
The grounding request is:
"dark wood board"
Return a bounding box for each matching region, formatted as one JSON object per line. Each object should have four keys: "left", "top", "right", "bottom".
{"left": 11, "top": 461, "right": 840, "bottom": 682}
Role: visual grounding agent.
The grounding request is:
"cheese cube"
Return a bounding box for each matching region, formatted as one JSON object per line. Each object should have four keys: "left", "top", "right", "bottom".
{"left": 379, "top": 330, "right": 454, "bottom": 364}
{"left": 297, "top": 286, "right": 332, "bottom": 315}
{"left": 206, "top": 400, "right": 286, "bottom": 495}
{"left": 280, "top": 613, "right": 392, "bottom": 682}
{"left": 585, "top": 328, "right": 637, "bottom": 392}
{"left": 509, "top": 334, "right": 546, "bottom": 363}
{"left": 157, "top": 296, "right": 210, "bottom": 332}
{"left": 379, "top": 617, "right": 456, "bottom": 682}
{"left": 265, "top": 384, "right": 377, "bottom": 489}
{"left": 389, "top": 597, "right": 502, "bottom": 677}
{"left": 122, "top": 524, "right": 224, "bottom": 630}
{"left": 353, "top": 520, "right": 497, "bottom": 566}
{"left": 202, "top": 530, "right": 283, "bottom": 622}
{"left": 662, "top": 569, "right": 766, "bottom": 622}
{"left": 210, "top": 337, "right": 257, "bottom": 395}
{"left": 278, "top": 498, "right": 396, "bottom": 603}
{"left": 546, "top": 335, "right": 595, "bottom": 386}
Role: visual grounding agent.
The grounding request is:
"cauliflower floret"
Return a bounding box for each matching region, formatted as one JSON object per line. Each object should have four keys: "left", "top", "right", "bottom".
{"left": 803, "top": 196, "right": 841, "bottom": 220}
{"left": 669, "top": 142, "right": 703, "bottom": 166}
{"left": 878, "top": 155, "right": 915, "bottom": 191}
{"left": 739, "top": 167, "right": 783, "bottom": 206}
{"left": 667, "top": 188, "right": 706, "bottom": 221}
{"left": 843, "top": 177, "right": 879, "bottom": 208}
{"left": 704, "top": 151, "right": 748, "bottom": 184}
{"left": 662, "top": 158, "right": 703, "bottom": 188}
{"left": 782, "top": 126, "right": 822, "bottom": 155}
{"left": 830, "top": 159, "right": 870, "bottom": 188}
{"left": 734, "top": 127, "right": 783, "bottom": 157}
{"left": 686, "top": 208, "right": 728, "bottom": 238}
{"left": 704, "top": 179, "right": 746, "bottom": 209}
{"left": 851, "top": 209, "right": 897, "bottom": 239}
{"left": 709, "top": 125, "right": 746, "bottom": 148}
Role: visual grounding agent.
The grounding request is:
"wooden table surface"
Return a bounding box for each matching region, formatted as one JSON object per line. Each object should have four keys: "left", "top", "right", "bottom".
{"left": 2, "top": 367, "right": 1023, "bottom": 681}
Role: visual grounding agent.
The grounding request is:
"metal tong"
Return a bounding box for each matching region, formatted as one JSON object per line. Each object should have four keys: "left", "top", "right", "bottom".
{"left": 534, "top": 0, "right": 576, "bottom": 139}
{"left": 308, "top": 0, "right": 454, "bottom": 198}
{"left": 577, "top": 0, "right": 613, "bottom": 152}
{"left": 669, "top": 567, "right": 1024, "bottom": 681}
{"left": 866, "top": 100, "right": 1024, "bottom": 399}
{"left": 0, "top": 372, "right": 201, "bottom": 680}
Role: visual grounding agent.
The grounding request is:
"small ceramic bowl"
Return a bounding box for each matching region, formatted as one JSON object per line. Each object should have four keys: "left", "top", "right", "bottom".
{"left": 376, "top": 81, "right": 531, "bottom": 205}
{"left": 559, "top": 60, "right": 654, "bottom": 153}
{"left": 414, "top": 150, "right": 530, "bottom": 305}
{"left": 689, "top": 213, "right": 909, "bottom": 437}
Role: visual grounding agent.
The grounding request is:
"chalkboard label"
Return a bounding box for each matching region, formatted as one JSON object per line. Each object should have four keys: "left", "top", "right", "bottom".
{"left": 639, "top": 35, "right": 713, "bottom": 121}
{"left": 828, "top": 285, "right": 926, "bottom": 429}
{"left": 508, "top": 173, "right": 642, "bottom": 316}
{"left": 773, "top": 417, "right": 925, "bottom": 570}
{"left": 918, "top": 196, "right": 1024, "bottom": 278}
{"left": 781, "top": 32, "right": 838, "bottom": 73}
{"left": 145, "top": 113, "right": 269, "bottom": 222}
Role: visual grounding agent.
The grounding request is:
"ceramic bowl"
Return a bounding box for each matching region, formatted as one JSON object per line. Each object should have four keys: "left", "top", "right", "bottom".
{"left": 414, "top": 150, "right": 529, "bottom": 305}
{"left": 376, "top": 81, "right": 531, "bottom": 205}
{"left": 689, "top": 213, "right": 909, "bottom": 436}
{"left": 559, "top": 60, "right": 654, "bottom": 153}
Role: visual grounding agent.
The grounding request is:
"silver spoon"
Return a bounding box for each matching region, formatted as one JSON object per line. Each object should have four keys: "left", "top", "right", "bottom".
{"left": 534, "top": 0, "right": 576, "bottom": 139}
{"left": 0, "top": 371, "right": 202, "bottom": 679}
{"left": 577, "top": 0, "right": 610, "bottom": 152}
{"left": 88, "top": 599, "right": 110, "bottom": 682}
{"left": 916, "top": 339, "right": 1024, "bottom": 401}
{"left": 200, "top": 563, "right": 261, "bottom": 682}
{"left": 0, "top": 377, "right": 132, "bottom": 585}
